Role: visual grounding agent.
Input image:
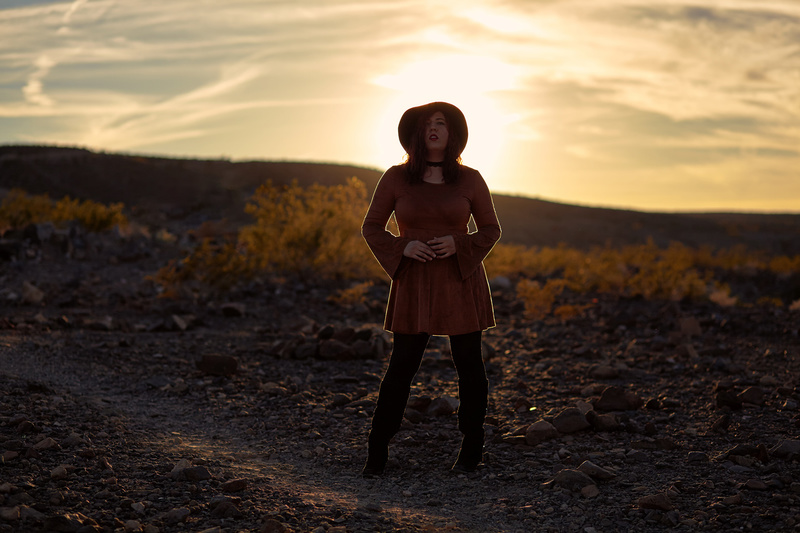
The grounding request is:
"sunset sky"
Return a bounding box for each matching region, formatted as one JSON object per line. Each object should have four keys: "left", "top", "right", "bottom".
{"left": 1, "top": 0, "right": 799, "bottom": 212}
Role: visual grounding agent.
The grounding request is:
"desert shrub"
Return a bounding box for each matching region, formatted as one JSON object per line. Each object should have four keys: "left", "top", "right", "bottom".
{"left": 757, "top": 296, "right": 784, "bottom": 307}
{"left": 239, "top": 177, "right": 379, "bottom": 279}
{"left": 769, "top": 255, "right": 800, "bottom": 275}
{"left": 617, "top": 241, "right": 711, "bottom": 300}
{"left": 328, "top": 281, "right": 374, "bottom": 306}
{"left": 153, "top": 178, "right": 383, "bottom": 296}
{"left": 553, "top": 303, "right": 593, "bottom": 321}
{"left": 560, "top": 246, "right": 630, "bottom": 294}
{"left": 516, "top": 279, "right": 567, "bottom": 320}
{"left": 150, "top": 240, "right": 250, "bottom": 298}
{"left": 0, "top": 190, "right": 54, "bottom": 230}
{"left": 150, "top": 178, "right": 799, "bottom": 308}
{"left": 0, "top": 189, "right": 127, "bottom": 232}
{"left": 485, "top": 243, "right": 587, "bottom": 281}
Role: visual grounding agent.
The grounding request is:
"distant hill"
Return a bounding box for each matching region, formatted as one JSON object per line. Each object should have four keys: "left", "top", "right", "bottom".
{"left": 2, "top": 144, "right": 800, "bottom": 254}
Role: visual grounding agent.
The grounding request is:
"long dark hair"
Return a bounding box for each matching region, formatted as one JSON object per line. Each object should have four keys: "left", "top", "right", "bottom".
{"left": 404, "top": 108, "right": 463, "bottom": 184}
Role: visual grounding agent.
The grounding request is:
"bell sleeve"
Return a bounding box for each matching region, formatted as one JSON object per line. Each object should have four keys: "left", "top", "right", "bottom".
{"left": 361, "top": 169, "right": 412, "bottom": 279}
{"left": 453, "top": 171, "right": 501, "bottom": 280}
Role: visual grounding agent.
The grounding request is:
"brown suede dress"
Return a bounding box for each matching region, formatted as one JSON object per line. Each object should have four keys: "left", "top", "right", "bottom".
{"left": 362, "top": 164, "right": 501, "bottom": 335}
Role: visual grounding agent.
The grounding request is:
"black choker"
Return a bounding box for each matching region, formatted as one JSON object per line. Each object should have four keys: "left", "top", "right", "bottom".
{"left": 426, "top": 161, "right": 444, "bottom": 167}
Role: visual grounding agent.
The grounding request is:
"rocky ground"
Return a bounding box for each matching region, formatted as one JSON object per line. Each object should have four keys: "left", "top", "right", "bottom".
{"left": 1, "top": 224, "right": 800, "bottom": 533}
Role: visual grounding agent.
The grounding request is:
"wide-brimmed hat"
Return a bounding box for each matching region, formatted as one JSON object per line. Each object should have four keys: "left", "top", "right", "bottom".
{"left": 398, "top": 101, "right": 468, "bottom": 154}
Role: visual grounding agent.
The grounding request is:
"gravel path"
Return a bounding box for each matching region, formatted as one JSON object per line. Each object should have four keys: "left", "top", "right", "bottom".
{"left": 2, "top": 228, "right": 800, "bottom": 532}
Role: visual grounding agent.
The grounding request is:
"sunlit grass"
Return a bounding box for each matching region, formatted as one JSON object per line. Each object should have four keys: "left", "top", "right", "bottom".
{"left": 0, "top": 189, "right": 127, "bottom": 233}
{"left": 149, "top": 179, "right": 800, "bottom": 314}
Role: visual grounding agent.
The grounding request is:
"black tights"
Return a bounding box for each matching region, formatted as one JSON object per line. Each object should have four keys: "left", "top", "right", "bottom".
{"left": 368, "top": 331, "right": 489, "bottom": 445}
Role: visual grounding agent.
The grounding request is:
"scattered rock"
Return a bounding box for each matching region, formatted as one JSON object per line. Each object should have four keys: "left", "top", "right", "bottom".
{"left": 221, "top": 479, "right": 248, "bottom": 493}
{"left": 33, "top": 436, "right": 60, "bottom": 450}
{"left": 50, "top": 465, "right": 70, "bottom": 480}
{"left": 1, "top": 204, "right": 799, "bottom": 533}
{"left": 318, "top": 339, "right": 356, "bottom": 360}
{"left": 183, "top": 465, "right": 213, "bottom": 481}
{"left": 0, "top": 507, "right": 20, "bottom": 521}
{"left": 688, "top": 451, "right": 709, "bottom": 463}
{"left": 211, "top": 500, "right": 243, "bottom": 518}
{"left": 581, "top": 484, "right": 601, "bottom": 498}
{"left": 543, "top": 469, "right": 597, "bottom": 492}
{"left": 745, "top": 479, "right": 768, "bottom": 490}
{"left": 638, "top": 492, "right": 674, "bottom": 511}
{"left": 715, "top": 389, "right": 743, "bottom": 410}
{"left": 551, "top": 407, "right": 590, "bottom": 433}
{"left": 724, "top": 443, "right": 769, "bottom": 462}
{"left": 710, "top": 412, "right": 731, "bottom": 433}
{"left": 170, "top": 459, "right": 212, "bottom": 481}
{"left": 585, "top": 410, "right": 622, "bottom": 432}
{"left": 43, "top": 512, "right": 95, "bottom": 531}
{"left": 594, "top": 386, "right": 643, "bottom": 411}
{"left": 260, "top": 519, "right": 288, "bottom": 533}
{"left": 165, "top": 507, "right": 191, "bottom": 523}
{"left": 197, "top": 354, "right": 239, "bottom": 376}
{"left": 737, "top": 386, "right": 766, "bottom": 406}
{"left": 679, "top": 316, "right": 702, "bottom": 338}
{"left": 525, "top": 420, "right": 559, "bottom": 445}
{"left": 770, "top": 439, "right": 800, "bottom": 459}
{"left": 221, "top": 302, "right": 246, "bottom": 317}
{"left": 21, "top": 281, "right": 45, "bottom": 305}
{"left": 590, "top": 364, "right": 619, "bottom": 379}
{"left": 577, "top": 460, "right": 616, "bottom": 481}
{"left": 427, "top": 396, "right": 458, "bottom": 416}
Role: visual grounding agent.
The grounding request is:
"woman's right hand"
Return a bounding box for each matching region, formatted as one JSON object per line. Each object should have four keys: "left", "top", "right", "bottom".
{"left": 403, "top": 240, "right": 437, "bottom": 262}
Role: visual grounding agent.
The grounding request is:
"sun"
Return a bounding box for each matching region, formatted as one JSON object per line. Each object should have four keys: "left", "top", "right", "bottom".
{"left": 371, "top": 54, "right": 520, "bottom": 176}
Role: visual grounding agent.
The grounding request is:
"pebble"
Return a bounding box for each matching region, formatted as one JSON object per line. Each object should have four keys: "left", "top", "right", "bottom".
{"left": 770, "top": 439, "right": 800, "bottom": 459}
{"left": 626, "top": 450, "right": 649, "bottom": 463}
{"left": 124, "top": 519, "right": 143, "bottom": 532}
{"left": 260, "top": 519, "right": 288, "bottom": 533}
{"left": 165, "top": 507, "right": 191, "bottom": 523}
{"left": 586, "top": 410, "right": 621, "bottom": 432}
{"left": 427, "top": 396, "right": 458, "bottom": 416}
{"left": 638, "top": 492, "right": 673, "bottom": 511}
{"left": 594, "top": 386, "right": 643, "bottom": 411}
{"left": 688, "top": 451, "right": 708, "bottom": 463}
{"left": 737, "top": 386, "right": 766, "bottom": 406}
{"left": 221, "top": 478, "right": 248, "bottom": 492}
{"left": 33, "top": 437, "right": 59, "bottom": 450}
{"left": 526, "top": 420, "right": 559, "bottom": 445}
{"left": 577, "top": 460, "right": 616, "bottom": 481}
{"left": 196, "top": 354, "right": 239, "bottom": 376}
{"left": 745, "top": 479, "right": 768, "bottom": 490}
{"left": 581, "top": 485, "right": 601, "bottom": 498}
{"left": 50, "top": 465, "right": 70, "bottom": 480}
{"left": 544, "top": 469, "right": 596, "bottom": 492}
{"left": 552, "top": 407, "right": 591, "bottom": 433}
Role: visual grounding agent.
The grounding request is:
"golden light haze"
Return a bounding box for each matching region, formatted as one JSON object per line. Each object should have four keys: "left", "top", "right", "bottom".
{"left": 1, "top": 0, "right": 799, "bottom": 212}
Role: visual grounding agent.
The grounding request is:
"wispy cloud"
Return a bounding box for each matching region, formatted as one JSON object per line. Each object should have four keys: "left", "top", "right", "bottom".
{"left": 0, "top": 0, "right": 798, "bottom": 210}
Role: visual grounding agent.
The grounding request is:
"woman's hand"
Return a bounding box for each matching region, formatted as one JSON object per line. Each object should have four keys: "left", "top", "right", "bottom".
{"left": 404, "top": 240, "right": 437, "bottom": 262}
{"left": 427, "top": 235, "right": 456, "bottom": 258}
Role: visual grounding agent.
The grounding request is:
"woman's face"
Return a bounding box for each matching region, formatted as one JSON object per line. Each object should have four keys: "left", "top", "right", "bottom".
{"left": 424, "top": 111, "right": 449, "bottom": 156}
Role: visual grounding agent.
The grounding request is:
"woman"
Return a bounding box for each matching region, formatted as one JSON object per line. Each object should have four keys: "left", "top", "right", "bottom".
{"left": 361, "top": 101, "right": 501, "bottom": 476}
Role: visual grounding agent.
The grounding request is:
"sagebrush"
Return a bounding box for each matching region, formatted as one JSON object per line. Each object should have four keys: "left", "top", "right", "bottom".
{"left": 151, "top": 179, "right": 800, "bottom": 312}
{"left": 0, "top": 189, "right": 127, "bottom": 233}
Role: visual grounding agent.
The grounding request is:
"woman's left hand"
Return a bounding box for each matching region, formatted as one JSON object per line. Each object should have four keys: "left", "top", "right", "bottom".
{"left": 427, "top": 235, "right": 456, "bottom": 258}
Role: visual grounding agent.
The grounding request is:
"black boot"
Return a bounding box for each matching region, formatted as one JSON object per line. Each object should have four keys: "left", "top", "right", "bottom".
{"left": 361, "top": 375, "right": 413, "bottom": 477}
{"left": 361, "top": 433, "right": 389, "bottom": 477}
{"left": 451, "top": 375, "right": 488, "bottom": 473}
{"left": 449, "top": 332, "right": 488, "bottom": 474}
{"left": 361, "top": 332, "right": 428, "bottom": 477}
{"left": 452, "top": 431, "right": 484, "bottom": 473}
